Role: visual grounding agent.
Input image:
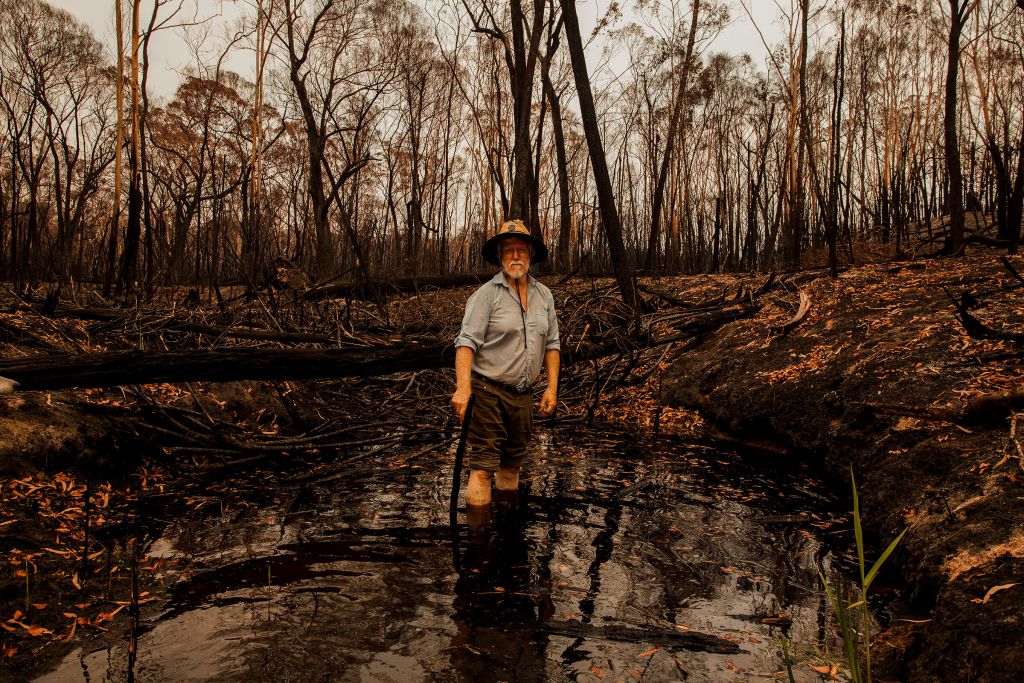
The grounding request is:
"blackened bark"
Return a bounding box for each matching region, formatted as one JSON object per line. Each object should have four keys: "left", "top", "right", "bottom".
{"left": 644, "top": 0, "right": 700, "bottom": 271}
{"left": 508, "top": 0, "right": 546, "bottom": 223}
{"left": 118, "top": 181, "right": 142, "bottom": 292}
{"left": 540, "top": 9, "right": 571, "bottom": 271}
{"left": 944, "top": 0, "right": 972, "bottom": 255}
{"left": 545, "top": 75, "right": 572, "bottom": 271}
{"left": 559, "top": 0, "right": 642, "bottom": 314}
{"left": 989, "top": 129, "right": 1024, "bottom": 254}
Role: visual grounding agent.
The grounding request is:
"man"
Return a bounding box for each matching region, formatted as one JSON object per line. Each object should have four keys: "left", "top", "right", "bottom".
{"left": 451, "top": 219, "right": 560, "bottom": 508}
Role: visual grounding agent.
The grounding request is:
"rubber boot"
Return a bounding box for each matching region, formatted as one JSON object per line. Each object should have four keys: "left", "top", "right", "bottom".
{"left": 466, "top": 502, "right": 492, "bottom": 539}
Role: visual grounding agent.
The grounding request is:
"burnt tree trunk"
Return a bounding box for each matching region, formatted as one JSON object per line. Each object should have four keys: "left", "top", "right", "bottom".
{"left": 559, "top": 0, "right": 643, "bottom": 315}
{"left": 944, "top": 0, "right": 973, "bottom": 255}
{"left": 644, "top": 0, "right": 700, "bottom": 271}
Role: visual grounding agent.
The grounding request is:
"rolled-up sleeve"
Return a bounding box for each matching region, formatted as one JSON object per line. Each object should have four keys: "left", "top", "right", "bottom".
{"left": 454, "top": 287, "right": 491, "bottom": 351}
{"left": 544, "top": 290, "right": 560, "bottom": 350}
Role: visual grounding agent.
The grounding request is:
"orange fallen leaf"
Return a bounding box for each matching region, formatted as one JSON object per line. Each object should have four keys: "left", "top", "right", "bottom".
{"left": 9, "top": 621, "right": 50, "bottom": 637}
{"left": 71, "top": 572, "right": 81, "bottom": 590}
{"left": 638, "top": 648, "right": 658, "bottom": 657}
{"left": 590, "top": 666, "right": 605, "bottom": 678}
{"left": 96, "top": 604, "right": 127, "bottom": 622}
{"left": 808, "top": 663, "right": 838, "bottom": 678}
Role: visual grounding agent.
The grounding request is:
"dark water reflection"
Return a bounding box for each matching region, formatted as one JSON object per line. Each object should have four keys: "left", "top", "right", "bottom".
{"left": 38, "top": 426, "right": 870, "bottom": 682}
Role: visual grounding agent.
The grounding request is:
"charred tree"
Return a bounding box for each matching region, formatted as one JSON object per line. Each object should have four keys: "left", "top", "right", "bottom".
{"left": 559, "top": 0, "right": 643, "bottom": 315}
{"left": 644, "top": 0, "right": 700, "bottom": 272}
{"left": 943, "top": 0, "right": 974, "bottom": 255}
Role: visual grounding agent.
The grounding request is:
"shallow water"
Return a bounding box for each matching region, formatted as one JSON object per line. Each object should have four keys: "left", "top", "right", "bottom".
{"left": 38, "top": 426, "right": 870, "bottom": 682}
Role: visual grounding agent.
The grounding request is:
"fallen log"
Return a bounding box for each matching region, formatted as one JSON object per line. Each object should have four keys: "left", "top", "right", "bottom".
{"left": 0, "top": 337, "right": 626, "bottom": 392}
{"left": 539, "top": 621, "right": 740, "bottom": 654}
{"left": 0, "top": 344, "right": 456, "bottom": 391}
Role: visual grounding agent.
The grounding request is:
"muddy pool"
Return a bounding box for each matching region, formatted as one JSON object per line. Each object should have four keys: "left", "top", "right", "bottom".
{"left": 37, "top": 425, "right": 879, "bottom": 682}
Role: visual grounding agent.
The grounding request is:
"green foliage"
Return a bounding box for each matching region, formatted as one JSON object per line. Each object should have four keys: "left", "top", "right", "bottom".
{"left": 780, "top": 635, "right": 797, "bottom": 683}
{"left": 816, "top": 467, "right": 907, "bottom": 683}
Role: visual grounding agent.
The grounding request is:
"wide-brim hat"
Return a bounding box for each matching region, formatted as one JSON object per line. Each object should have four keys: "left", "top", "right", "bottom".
{"left": 482, "top": 219, "right": 549, "bottom": 265}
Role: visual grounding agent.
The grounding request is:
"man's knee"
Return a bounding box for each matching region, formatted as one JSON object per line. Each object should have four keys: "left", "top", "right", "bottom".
{"left": 466, "top": 469, "right": 493, "bottom": 506}
{"left": 495, "top": 467, "right": 520, "bottom": 491}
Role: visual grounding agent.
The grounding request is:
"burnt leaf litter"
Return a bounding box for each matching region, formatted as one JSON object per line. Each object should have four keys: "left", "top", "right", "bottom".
{"left": 0, "top": 251, "right": 1022, "bottom": 681}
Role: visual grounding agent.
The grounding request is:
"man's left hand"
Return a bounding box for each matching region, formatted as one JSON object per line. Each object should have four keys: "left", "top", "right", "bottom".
{"left": 539, "top": 387, "right": 557, "bottom": 417}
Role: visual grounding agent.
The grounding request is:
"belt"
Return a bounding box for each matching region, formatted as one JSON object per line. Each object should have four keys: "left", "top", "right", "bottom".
{"left": 472, "top": 371, "right": 531, "bottom": 395}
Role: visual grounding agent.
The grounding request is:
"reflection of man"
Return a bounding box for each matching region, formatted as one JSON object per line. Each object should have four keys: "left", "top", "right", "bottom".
{"left": 449, "top": 502, "right": 552, "bottom": 681}
{"left": 451, "top": 219, "right": 560, "bottom": 509}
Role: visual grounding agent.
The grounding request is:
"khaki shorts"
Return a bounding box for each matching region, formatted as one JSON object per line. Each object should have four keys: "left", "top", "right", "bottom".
{"left": 466, "top": 377, "right": 533, "bottom": 472}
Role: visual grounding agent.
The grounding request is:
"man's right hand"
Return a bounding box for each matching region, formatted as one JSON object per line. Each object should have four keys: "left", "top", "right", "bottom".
{"left": 451, "top": 387, "right": 472, "bottom": 422}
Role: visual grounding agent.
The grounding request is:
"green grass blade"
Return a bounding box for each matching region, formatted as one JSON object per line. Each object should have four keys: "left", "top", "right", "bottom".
{"left": 851, "top": 466, "right": 866, "bottom": 585}
{"left": 820, "top": 567, "right": 863, "bottom": 683}
{"left": 781, "top": 636, "right": 797, "bottom": 683}
{"left": 864, "top": 527, "right": 907, "bottom": 590}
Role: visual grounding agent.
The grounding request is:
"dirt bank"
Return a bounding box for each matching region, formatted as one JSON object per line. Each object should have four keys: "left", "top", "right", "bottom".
{"left": 661, "top": 255, "right": 1024, "bottom": 682}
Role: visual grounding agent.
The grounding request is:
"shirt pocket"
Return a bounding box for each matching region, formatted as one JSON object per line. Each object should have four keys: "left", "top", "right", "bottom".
{"left": 534, "top": 305, "right": 550, "bottom": 336}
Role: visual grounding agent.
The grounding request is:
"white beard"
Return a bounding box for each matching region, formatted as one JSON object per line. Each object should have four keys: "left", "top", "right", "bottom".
{"left": 502, "top": 262, "right": 530, "bottom": 282}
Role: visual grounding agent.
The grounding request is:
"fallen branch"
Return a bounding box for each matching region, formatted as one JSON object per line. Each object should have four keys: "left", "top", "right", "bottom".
{"left": 539, "top": 621, "right": 740, "bottom": 654}
{"left": 41, "top": 305, "right": 350, "bottom": 346}
{"left": 637, "top": 284, "right": 695, "bottom": 308}
{"left": 945, "top": 288, "right": 1024, "bottom": 343}
{"left": 1001, "top": 257, "right": 1024, "bottom": 287}
{"left": 301, "top": 272, "right": 492, "bottom": 301}
{"left": 770, "top": 290, "right": 811, "bottom": 332}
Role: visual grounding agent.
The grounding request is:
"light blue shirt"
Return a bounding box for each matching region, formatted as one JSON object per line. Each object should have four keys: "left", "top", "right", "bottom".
{"left": 454, "top": 271, "right": 560, "bottom": 391}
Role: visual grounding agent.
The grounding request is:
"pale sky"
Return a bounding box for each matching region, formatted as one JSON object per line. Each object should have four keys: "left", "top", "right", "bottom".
{"left": 44, "top": 0, "right": 784, "bottom": 99}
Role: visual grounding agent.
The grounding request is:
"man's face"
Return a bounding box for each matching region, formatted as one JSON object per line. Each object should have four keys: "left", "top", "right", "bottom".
{"left": 500, "top": 237, "right": 532, "bottom": 281}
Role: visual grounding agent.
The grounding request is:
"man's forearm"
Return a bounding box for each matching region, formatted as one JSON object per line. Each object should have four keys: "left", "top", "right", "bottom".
{"left": 455, "top": 346, "right": 475, "bottom": 391}
{"left": 544, "top": 349, "right": 560, "bottom": 390}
